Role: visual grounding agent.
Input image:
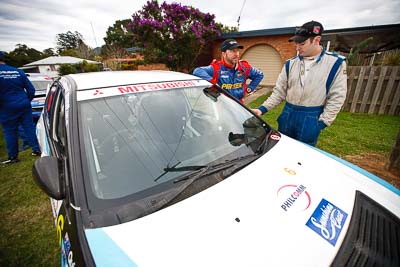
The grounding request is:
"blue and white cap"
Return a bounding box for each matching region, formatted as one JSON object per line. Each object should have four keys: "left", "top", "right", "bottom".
{"left": 221, "top": 39, "right": 244, "bottom": 52}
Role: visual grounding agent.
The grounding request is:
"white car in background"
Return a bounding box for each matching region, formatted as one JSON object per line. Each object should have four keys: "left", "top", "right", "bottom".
{"left": 32, "top": 70, "right": 400, "bottom": 266}
{"left": 26, "top": 73, "right": 53, "bottom": 122}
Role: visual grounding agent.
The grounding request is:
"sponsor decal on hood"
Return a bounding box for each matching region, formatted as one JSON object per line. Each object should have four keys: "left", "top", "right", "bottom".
{"left": 277, "top": 184, "right": 311, "bottom": 212}
{"left": 306, "top": 198, "right": 348, "bottom": 246}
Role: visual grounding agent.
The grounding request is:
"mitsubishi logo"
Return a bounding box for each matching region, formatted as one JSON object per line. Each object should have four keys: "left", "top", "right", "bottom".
{"left": 93, "top": 89, "right": 103, "bottom": 96}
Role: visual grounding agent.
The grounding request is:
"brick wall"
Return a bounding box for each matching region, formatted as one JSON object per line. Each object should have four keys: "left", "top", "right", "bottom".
{"left": 211, "top": 34, "right": 297, "bottom": 63}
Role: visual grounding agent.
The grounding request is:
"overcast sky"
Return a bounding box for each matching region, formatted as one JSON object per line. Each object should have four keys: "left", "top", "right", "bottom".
{"left": 1, "top": 0, "right": 399, "bottom": 52}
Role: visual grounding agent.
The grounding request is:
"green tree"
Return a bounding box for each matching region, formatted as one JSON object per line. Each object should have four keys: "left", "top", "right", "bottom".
{"left": 102, "top": 19, "right": 133, "bottom": 59}
{"left": 56, "top": 31, "right": 84, "bottom": 53}
{"left": 6, "top": 44, "right": 43, "bottom": 67}
{"left": 128, "top": 0, "right": 223, "bottom": 72}
{"left": 59, "top": 49, "right": 79, "bottom": 57}
{"left": 104, "top": 19, "right": 132, "bottom": 48}
{"left": 58, "top": 64, "right": 78, "bottom": 75}
{"left": 42, "top": 48, "right": 57, "bottom": 57}
{"left": 58, "top": 61, "right": 101, "bottom": 76}
{"left": 222, "top": 25, "right": 239, "bottom": 33}
{"left": 56, "top": 34, "right": 95, "bottom": 60}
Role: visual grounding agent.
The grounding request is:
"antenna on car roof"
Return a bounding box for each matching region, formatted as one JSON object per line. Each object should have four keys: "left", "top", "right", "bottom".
{"left": 90, "top": 22, "right": 98, "bottom": 47}
{"left": 237, "top": 0, "right": 247, "bottom": 30}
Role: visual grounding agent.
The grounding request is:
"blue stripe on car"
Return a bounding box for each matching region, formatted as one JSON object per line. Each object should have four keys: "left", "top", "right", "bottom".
{"left": 43, "top": 134, "right": 50, "bottom": 155}
{"left": 85, "top": 228, "right": 138, "bottom": 267}
{"left": 311, "top": 147, "right": 400, "bottom": 196}
{"left": 37, "top": 127, "right": 50, "bottom": 155}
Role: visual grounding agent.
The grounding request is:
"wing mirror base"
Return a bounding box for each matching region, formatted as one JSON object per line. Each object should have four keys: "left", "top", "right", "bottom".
{"left": 32, "top": 156, "right": 65, "bottom": 200}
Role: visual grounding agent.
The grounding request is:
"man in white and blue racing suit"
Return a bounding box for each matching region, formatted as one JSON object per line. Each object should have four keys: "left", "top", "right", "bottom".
{"left": 0, "top": 51, "right": 41, "bottom": 164}
{"left": 252, "top": 21, "right": 347, "bottom": 146}
{"left": 193, "top": 39, "right": 264, "bottom": 103}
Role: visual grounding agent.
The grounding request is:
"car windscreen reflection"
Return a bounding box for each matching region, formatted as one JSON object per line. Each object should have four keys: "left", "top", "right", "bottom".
{"left": 79, "top": 86, "right": 269, "bottom": 215}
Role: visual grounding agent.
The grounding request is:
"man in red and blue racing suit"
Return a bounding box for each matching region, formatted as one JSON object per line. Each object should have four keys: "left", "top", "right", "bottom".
{"left": 193, "top": 39, "right": 264, "bottom": 103}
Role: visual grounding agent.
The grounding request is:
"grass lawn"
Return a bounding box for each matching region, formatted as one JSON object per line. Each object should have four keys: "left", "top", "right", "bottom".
{"left": 248, "top": 93, "right": 400, "bottom": 157}
{"left": 1, "top": 95, "right": 399, "bottom": 265}
{"left": 0, "top": 127, "right": 59, "bottom": 266}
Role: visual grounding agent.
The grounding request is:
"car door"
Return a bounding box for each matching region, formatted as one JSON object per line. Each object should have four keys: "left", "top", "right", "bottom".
{"left": 43, "top": 82, "right": 88, "bottom": 266}
{"left": 44, "top": 83, "right": 66, "bottom": 157}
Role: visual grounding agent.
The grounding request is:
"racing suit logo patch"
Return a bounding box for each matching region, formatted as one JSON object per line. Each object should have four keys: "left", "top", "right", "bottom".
{"left": 221, "top": 83, "right": 243, "bottom": 90}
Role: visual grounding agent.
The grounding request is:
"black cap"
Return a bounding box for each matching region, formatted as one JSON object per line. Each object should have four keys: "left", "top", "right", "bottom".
{"left": 221, "top": 39, "right": 244, "bottom": 52}
{"left": 289, "top": 21, "right": 324, "bottom": 43}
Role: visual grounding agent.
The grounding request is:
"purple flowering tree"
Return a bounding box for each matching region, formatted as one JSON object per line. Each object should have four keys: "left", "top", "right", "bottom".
{"left": 129, "top": 0, "right": 223, "bottom": 72}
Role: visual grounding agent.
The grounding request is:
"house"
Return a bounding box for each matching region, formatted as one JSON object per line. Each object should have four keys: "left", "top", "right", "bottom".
{"left": 20, "top": 56, "right": 102, "bottom": 78}
{"left": 216, "top": 23, "right": 400, "bottom": 86}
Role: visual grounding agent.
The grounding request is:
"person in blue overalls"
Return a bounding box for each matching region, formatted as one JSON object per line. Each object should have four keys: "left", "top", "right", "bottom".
{"left": 0, "top": 51, "right": 41, "bottom": 164}
{"left": 252, "top": 21, "right": 347, "bottom": 146}
{"left": 18, "top": 125, "right": 31, "bottom": 151}
{"left": 193, "top": 39, "right": 264, "bottom": 103}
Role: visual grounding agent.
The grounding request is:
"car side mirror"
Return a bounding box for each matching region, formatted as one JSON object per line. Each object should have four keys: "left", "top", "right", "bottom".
{"left": 203, "top": 85, "right": 221, "bottom": 102}
{"left": 32, "top": 156, "right": 65, "bottom": 200}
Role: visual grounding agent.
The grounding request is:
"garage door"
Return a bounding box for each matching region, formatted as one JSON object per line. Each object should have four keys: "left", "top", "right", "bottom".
{"left": 241, "top": 44, "right": 282, "bottom": 86}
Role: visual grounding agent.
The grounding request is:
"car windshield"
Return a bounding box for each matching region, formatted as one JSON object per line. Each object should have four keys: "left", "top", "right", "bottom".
{"left": 79, "top": 85, "right": 269, "bottom": 207}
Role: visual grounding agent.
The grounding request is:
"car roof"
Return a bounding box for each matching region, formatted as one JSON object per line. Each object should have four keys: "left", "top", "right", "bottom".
{"left": 68, "top": 70, "right": 203, "bottom": 91}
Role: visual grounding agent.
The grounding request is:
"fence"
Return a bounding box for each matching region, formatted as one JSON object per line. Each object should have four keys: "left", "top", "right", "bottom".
{"left": 343, "top": 66, "right": 400, "bottom": 115}
{"left": 340, "top": 48, "right": 400, "bottom": 66}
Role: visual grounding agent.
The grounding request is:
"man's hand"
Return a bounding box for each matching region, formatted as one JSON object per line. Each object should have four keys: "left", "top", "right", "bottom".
{"left": 251, "top": 108, "right": 262, "bottom": 116}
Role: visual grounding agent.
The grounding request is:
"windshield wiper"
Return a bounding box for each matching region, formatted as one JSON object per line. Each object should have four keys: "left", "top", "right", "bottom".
{"left": 173, "top": 162, "right": 235, "bottom": 183}
{"left": 172, "top": 152, "right": 263, "bottom": 184}
{"left": 154, "top": 161, "right": 207, "bottom": 182}
{"left": 164, "top": 165, "right": 207, "bottom": 172}
{"left": 156, "top": 152, "right": 262, "bottom": 184}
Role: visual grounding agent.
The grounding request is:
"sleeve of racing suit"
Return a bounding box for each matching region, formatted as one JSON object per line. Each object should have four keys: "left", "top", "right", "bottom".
{"left": 319, "top": 61, "right": 347, "bottom": 126}
{"left": 21, "top": 71, "right": 36, "bottom": 101}
{"left": 247, "top": 66, "right": 264, "bottom": 91}
{"left": 192, "top": 65, "right": 215, "bottom": 83}
{"left": 259, "top": 65, "right": 288, "bottom": 112}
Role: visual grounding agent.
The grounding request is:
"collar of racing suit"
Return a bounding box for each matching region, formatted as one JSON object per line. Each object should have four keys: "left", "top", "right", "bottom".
{"left": 221, "top": 58, "right": 245, "bottom": 73}
{"left": 221, "top": 58, "right": 236, "bottom": 69}
{"left": 298, "top": 47, "right": 325, "bottom": 63}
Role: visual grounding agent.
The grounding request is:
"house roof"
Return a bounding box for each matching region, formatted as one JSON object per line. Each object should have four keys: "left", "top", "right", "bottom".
{"left": 220, "top": 27, "right": 295, "bottom": 38}
{"left": 221, "top": 23, "right": 400, "bottom": 53}
{"left": 23, "top": 56, "right": 101, "bottom": 66}
{"left": 324, "top": 24, "right": 400, "bottom": 53}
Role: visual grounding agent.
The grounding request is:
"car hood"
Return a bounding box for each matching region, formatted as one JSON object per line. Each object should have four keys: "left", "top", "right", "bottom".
{"left": 84, "top": 135, "right": 400, "bottom": 267}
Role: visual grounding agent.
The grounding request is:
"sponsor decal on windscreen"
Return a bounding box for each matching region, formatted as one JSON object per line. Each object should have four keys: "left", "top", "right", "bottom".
{"left": 77, "top": 80, "right": 209, "bottom": 101}
{"left": 306, "top": 198, "right": 348, "bottom": 246}
{"left": 269, "top": 134, "right": 280, "bottom": 141}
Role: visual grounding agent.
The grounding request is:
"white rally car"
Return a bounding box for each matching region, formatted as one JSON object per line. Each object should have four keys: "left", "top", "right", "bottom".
{"left": 32, "top": 71, "right": 400, "bottom": 267}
